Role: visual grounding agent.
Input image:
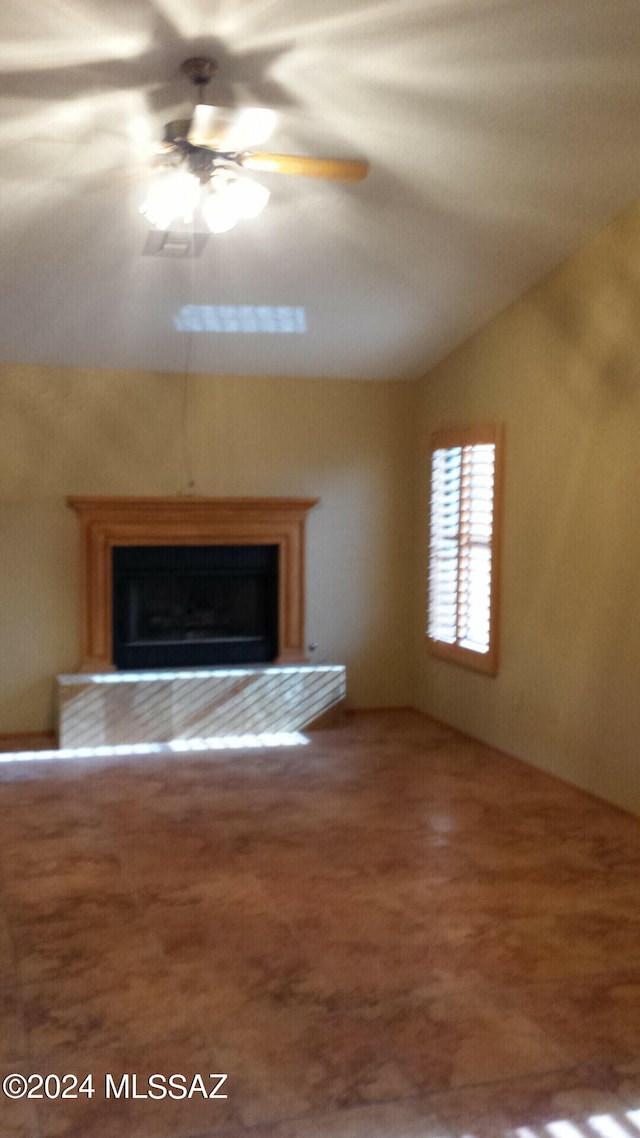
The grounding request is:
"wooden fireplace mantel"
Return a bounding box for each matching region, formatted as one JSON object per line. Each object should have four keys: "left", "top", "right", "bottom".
{"left": 67, "top": 496, "right": 319, "bottom": 673}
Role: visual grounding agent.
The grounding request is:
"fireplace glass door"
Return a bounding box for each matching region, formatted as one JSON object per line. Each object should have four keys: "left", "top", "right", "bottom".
{"left": 112, "top": 545, "right": 278, "bottom": 669}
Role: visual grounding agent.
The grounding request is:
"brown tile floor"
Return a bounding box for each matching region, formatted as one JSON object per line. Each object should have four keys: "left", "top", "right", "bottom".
{"left": 2, "top": 710, "right": 640, "bottom": 1137}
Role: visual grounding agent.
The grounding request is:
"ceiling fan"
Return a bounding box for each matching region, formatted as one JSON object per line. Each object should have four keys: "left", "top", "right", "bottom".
{"left": 141, "top": 57, "right": 369, "bottom": 234}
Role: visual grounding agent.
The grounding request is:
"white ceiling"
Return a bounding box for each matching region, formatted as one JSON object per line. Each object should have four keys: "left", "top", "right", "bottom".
{"left": 2, "top": 0, "right": 640, "bottom": 381}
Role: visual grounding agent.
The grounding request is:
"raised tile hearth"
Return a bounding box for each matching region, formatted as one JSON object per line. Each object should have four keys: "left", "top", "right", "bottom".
{"left": 56, "top": 664, "right": 346, "bottom": 748}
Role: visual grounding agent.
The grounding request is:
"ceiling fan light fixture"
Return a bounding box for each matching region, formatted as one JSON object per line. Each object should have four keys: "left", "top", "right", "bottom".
{"left": 140, "top": 169, "right": 200, "bottom": 230}
{"left": 140, "top": 55, "right": 368, "bottom": 237}
{"left": 201, "top": 190, "right": 239, "bottom": 234}
{"left": 200, "top": 167, "right": 270, "bottom": 233}
{"left": 229, "top": 174, "right": 270, "bottom": 219}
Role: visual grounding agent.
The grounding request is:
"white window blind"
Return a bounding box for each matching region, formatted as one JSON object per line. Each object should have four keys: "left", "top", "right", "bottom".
{"left": 428, "top": 430, "right": 501, "bottom": 674}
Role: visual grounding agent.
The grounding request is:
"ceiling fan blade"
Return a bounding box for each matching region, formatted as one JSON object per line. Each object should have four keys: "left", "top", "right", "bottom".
{"left": 188, "top": 105, "right": 277, "bottom": 151}
{"left": 187, "top": 105, "right": 232, "bottom": 147}
{"left": 240, "top": 152, "right": 369, "bottom": 182}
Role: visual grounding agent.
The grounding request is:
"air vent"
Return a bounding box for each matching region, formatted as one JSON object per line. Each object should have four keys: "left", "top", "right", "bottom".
{"left": 142, "top": 231, "right": 209, "bottom": 258}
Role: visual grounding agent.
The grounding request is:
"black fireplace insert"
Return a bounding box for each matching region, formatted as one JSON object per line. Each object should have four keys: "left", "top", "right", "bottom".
{"left": 112, "top": 545, "right": 279, "bottom": 670}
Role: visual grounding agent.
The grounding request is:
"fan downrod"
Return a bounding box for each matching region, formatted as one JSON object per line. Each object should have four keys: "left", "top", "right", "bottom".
{"left": 180, "top": 57, "right": 218, "bottom": 88}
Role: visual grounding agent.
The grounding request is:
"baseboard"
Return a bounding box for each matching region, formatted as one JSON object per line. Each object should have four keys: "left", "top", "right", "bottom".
{"left": 0, "top": 730, "right": 56, "bottom": 752}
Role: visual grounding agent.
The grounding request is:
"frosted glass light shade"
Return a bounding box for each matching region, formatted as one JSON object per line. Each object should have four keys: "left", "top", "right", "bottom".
{"left": 232, "top": 175, "right": 270, "bottom": 219}
{"left": 140, "top": 163, "right": 270, "bottom": 235}
{"left": 140, "top": 170, "right": 201, "bottom": 230}
{"left": 201, "top": 192, "right": 239, "bottom": 234}
{"left": 201, "top": 167, "right": 270, "bottom": 233}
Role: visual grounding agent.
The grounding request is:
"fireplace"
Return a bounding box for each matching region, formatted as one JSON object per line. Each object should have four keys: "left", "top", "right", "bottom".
{"left": 67, "top": 496, "right": 318, "bottom": 672}
{"left": 112, "top": 544, "right": 278, "bottom": 669}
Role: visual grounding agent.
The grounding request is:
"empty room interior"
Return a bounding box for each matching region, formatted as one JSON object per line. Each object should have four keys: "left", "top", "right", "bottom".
{"left": 3, "top": 2, "right": 640, "bottom": 1137}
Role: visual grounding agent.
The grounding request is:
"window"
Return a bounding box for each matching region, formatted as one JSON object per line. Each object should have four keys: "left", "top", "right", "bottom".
{"left": 427, "top": 425, "right": 503, "bottom": 675}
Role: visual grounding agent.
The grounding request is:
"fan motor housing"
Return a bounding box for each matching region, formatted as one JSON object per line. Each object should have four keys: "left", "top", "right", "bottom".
{"left": 180, "top": 57, "right": 218, "bottom": 86}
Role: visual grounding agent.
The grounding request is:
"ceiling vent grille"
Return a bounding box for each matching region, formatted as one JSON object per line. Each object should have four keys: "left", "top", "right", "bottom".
{"left": 142, "top": 231, "right": 209, "bottom": 258}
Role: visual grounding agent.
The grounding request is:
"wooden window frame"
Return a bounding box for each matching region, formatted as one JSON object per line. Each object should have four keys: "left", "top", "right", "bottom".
{"left": 426, "top": 424, "right": 504, "bottom": 676}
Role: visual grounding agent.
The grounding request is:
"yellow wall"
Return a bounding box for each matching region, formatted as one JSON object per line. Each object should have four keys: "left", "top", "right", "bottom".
{"left": 0, "top": 367, "right": 417, "bottom": 732}
{"left": 414, "top": 201, "right": 640, "bottom": 815}
{"left": 7, "top": 201, "right": 640, "bottom": 818}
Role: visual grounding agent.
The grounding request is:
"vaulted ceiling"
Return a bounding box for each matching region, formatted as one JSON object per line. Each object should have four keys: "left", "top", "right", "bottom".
{"left": 2, "top": 0, "right": 640, "bottom": 380}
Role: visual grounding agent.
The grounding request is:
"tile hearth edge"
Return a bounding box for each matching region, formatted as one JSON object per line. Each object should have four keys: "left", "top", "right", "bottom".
{"left": 56, "top": 664, "right": 346, "bottom": 749}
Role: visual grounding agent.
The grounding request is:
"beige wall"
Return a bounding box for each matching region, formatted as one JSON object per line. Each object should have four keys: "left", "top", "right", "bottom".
{"left": 414, "top": 201, "right": 640, "bottom": 815}
{"left": 0, "top": 367, "right": 417, "bottom": 732}
{"left": 7, "top": 201, "right": 640, "bottom": 817}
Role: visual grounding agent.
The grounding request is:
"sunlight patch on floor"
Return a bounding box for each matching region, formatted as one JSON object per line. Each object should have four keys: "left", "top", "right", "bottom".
{"left": 0, "top": 731, "right": 309, "bottom": 763}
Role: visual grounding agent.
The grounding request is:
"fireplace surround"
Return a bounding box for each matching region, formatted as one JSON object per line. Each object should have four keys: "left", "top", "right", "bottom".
{"left": 68, "top": 496, "right": 319, "bottom": 673}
